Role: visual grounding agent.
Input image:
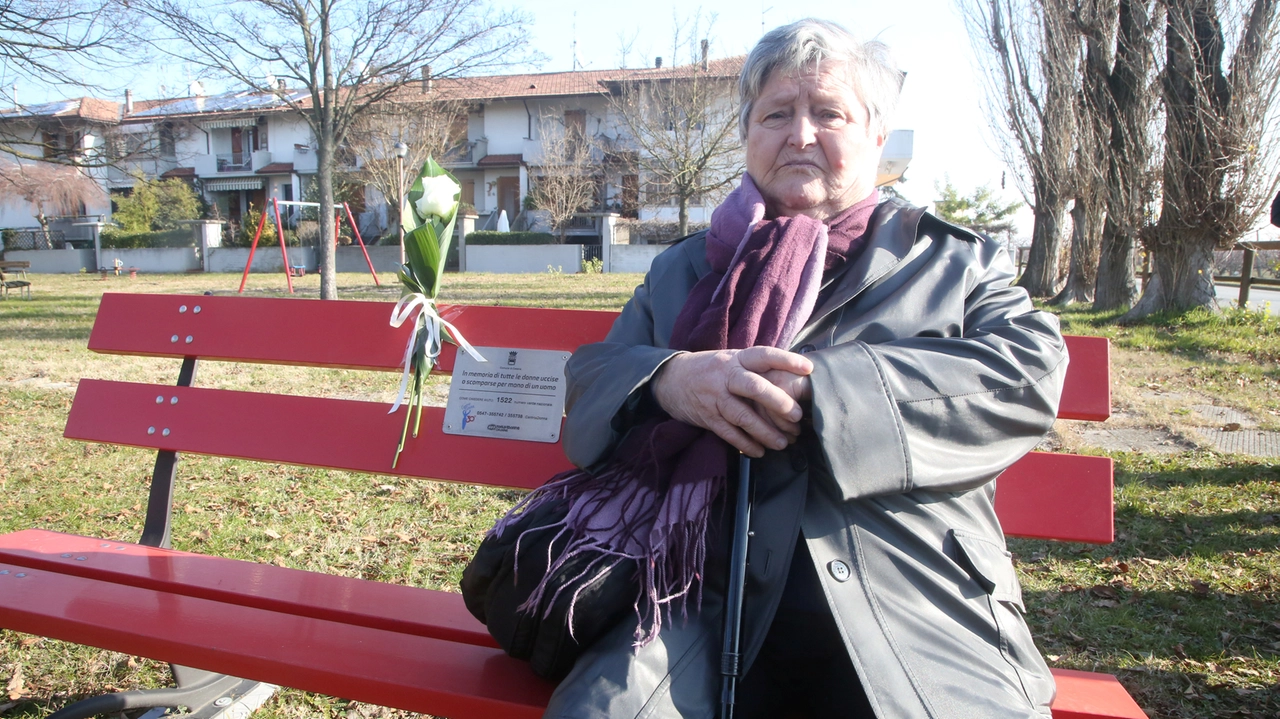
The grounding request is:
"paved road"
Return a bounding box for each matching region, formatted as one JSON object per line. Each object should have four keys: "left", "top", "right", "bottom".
{"left": 1216, "top": 283, "right": 1280, "bottom": 315}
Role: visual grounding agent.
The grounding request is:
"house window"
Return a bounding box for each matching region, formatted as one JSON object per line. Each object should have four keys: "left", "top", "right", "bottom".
{"left": 257, "top": 118, "right": 268, "bottom": 151}
{"left": 159, "top": 125, "right": 176, "bottom": 156}
{"left": 42, "top": 131, "right": 59, "bottom": 159}
{"left": 461, "top": 180, "right": 476, "bottom": 208}
{"left": 621, "top": 175, "right": 639, "bottom": 217}
{"left": 564, "top": 110, "right": 586, "bottom": 140}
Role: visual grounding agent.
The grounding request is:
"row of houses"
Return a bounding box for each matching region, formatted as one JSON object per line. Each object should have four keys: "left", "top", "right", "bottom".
{"left": 0, "top": 56, "right": 913, "bottom": 249}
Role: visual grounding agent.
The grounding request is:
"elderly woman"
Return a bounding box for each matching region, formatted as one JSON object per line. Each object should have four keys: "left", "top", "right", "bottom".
{"left": 505, "top": 18, "right": 1065, "bottom": 719}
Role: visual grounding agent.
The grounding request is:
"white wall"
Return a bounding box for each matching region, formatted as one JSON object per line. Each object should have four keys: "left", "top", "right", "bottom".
{"left": 466, "top": 244, "right": 582, "bottom": 273}
{"left": 610, "top": 244, "right": 665, "bottom": 273}
{"left": 100, "top": 247, "right": 202, "bottom": 273}
{"left": 484, "top": 102, "right": 531, "bottom": 154}
{"left": 5, "top": 248, "right": 96, "bottom": 272}
{"left": 207, "top": 246, "right": 316, "bottom": 273}
{"left": 336, "top": 245, "right": 401, "bottom": 273}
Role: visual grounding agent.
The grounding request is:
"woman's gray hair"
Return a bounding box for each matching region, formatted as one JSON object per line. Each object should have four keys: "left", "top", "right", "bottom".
{"left": 739, "top": 19, "right": 905, "bottom": 139}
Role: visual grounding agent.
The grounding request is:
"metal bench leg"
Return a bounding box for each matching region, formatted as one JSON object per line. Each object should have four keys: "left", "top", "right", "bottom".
{"left": 46, "top": 666, "right": 276, "bottom": 719}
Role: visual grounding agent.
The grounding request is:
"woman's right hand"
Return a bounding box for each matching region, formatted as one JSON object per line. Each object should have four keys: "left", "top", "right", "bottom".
{"left": 651, "top": 347, "right": 813, "bottom": 457}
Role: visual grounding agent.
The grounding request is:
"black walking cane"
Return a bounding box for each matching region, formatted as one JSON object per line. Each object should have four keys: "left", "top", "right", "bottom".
{"left": 720, "top": 453, "right": 753, "bottom": 719}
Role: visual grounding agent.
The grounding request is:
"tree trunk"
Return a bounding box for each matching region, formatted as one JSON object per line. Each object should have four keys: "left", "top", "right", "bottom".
{"left": 1052, "top": 197, "right": 1099, "bottom": 305}
{"left": 317, "top": 0, "right": 337, "bottom": 300}
{"left": 1018, "top": 193, "right": 1066, "bottom": 297}
{"left": 1092, "top": 0, "right": 1156, "bottom": 313}
{"left": 677, "top": 195, "right": 689, "bottom": 238}
{"left": 316, "top": 140, "right": 337, "bottom": 299}
{"left": 1120, "top": 236, "right": 1218, "bottom": 319}
{"left": 1093, "top": 215, "right": 1140, "bottom": 310}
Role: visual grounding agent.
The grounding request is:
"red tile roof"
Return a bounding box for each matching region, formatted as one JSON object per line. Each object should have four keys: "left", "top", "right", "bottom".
{"left": 160, "top": 167, "right": 196, "bottom": 178}
{"left": 0, "top": 97, "right": 121, "bottom": 123}
{"left": 388, "top": 56, "right": 745, "bottom": 103}
{"left": 476, "top": 154, "right": 523, "bottom": 167}
{"left": 256, "top": 162, "right": 295, "bottom": 175}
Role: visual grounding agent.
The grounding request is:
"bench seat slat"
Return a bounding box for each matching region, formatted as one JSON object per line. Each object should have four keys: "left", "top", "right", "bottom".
{"left": 0, "top": 530, "right": 1145, "bottom": 719}
{"left": 65, "top": 379, "right": 1115, "bottom": 543}
{"left": 87, "top": 293, "right": 619, "bottom": 373}
{"left": 0, "top": 556, "right": 551, "bottom": 719}
{"left": 0, "top": 529, "right": 495, "bottom": 648}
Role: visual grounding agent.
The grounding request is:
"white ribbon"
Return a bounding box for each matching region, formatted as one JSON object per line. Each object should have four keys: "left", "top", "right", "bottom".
{"left": 388, "top": 293, "right": 487, "bottom": 414}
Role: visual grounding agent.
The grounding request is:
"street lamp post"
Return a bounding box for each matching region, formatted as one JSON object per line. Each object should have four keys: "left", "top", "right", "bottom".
{"left": 394, "top": 141, "right": 408, "bottom": 265}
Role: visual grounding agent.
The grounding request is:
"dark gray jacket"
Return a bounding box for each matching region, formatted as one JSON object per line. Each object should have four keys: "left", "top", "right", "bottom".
{"left": 547, "top": 200, "right": 1067, "bottom": 719}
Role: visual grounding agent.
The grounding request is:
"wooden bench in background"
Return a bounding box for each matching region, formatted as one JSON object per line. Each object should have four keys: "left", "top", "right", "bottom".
{"left": 0, "top": 292, "right": 1145, "bottom": 719}
{"left": 0, "top": 260, "right": 31, "bottom": 299}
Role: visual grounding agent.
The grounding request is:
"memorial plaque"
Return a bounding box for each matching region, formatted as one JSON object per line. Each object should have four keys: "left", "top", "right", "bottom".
{"left": 443, "top": 346, "right": 569, "bottom": 443}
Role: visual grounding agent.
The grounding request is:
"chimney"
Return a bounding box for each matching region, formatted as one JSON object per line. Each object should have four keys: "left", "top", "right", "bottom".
{"left": 700, "top": 40, "right": 709, "bottom": 70}
{"left": 654, "top": 56, "right": 663, "bottom": 68}
{"left": 277, "top": 78, "right": 287, "bottom": 92}
{"left": 11, "top": 85, "right": 17, "bottom": 109}
{"left": 421, "top": 66, "right": 433, "bottom": 94}
{"left": 125, "top": 89, "right": 134, "bottom": 115}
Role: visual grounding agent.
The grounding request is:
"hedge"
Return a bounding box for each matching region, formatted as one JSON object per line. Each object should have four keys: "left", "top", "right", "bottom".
{"left": 464, "top": 231, "right": 557, "bottom": 245}
{"left": 100, "top": 228, "right": 195, "bottom": 249}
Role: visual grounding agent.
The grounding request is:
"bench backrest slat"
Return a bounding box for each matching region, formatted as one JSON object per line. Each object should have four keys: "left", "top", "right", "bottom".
{"left": 65, "top": 376, "right": 1116, "bottom": 543}
{"left": 88, "top": 294, "right": 1107, "bottom": 421}
{"left": 87, "top": 293, "right": 619, "bottom": 373}
{"left": 66, "top": 379, "right": 574, "bottom": 489}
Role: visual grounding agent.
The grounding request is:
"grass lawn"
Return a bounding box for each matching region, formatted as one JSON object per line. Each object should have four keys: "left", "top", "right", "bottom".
{"left": 1, "top": 272, "right": 1277, "bottom": 718}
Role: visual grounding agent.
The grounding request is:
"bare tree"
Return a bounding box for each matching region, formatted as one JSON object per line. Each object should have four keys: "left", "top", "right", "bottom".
{"left": 606, "top": 18, "right": 742, "bottom": 237}
{"left": 0, "top": 0, "right": 132, "bottom": 162}
{"left": 0, "top": 160, "right": 105, "bottom": 238}
{"left": 1091, "top": 0, "right": 1162, "bottom": 311}
{"left": 344, "top": 94, "right": 471, "bottom": 245}
{"left": 528, "top": 116, "right": 599, "bottom": 244}
{"left": 1053, "top": 0, "right": 1111, "bottom": 306}
{"left": 962, "top": 0, "right": 1080, "bottom": 297}
{"left": 1124, "top": 0, "right": 1280, "bottom": 318}
{"left": 132, "top": 0, "right": 531, "bottom": 299}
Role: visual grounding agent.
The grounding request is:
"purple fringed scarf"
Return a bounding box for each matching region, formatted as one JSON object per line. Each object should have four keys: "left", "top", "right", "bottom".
{"left": 489, "top": 176, "right": 878, "bottom": 646}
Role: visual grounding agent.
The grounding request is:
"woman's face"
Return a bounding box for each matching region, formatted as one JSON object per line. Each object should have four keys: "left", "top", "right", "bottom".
{"left": 745, "top": 65, "right": 885, "bottom": 220}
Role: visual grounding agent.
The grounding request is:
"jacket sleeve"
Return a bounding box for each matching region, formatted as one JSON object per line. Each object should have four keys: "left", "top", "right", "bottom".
{"left": 560, "top": 262, "right": 683, "bottom": 472}
{"left": 806, "top": 233, "right": 1067, "bottom": 501}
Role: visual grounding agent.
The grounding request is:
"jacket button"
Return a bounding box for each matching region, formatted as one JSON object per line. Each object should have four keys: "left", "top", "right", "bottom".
{"left": 798, "top": 343, "right": 816, "bottom": 354}
{"left": 828, "top": 560, "right": 851, "bottom": 582}
{"left": 790, "top": 452, "right": 808, "bottom": 472}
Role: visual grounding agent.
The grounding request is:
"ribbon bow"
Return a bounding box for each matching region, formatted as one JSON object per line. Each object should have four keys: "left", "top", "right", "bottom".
{"left": 388, "top": 293, "right": 487, "bottom": 465}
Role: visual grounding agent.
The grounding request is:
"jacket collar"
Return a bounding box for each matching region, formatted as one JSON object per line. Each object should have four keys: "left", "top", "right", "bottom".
{"left": 796, "top": 199, "right": 927, "bottom": 339}
{"left": 681, "top": 199, "right": 928, "bottom": 342}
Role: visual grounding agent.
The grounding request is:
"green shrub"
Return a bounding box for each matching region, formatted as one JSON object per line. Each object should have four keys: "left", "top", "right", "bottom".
{"left": 111, "top": 177, "right": 203, "bottom": 231}
{"left": 465, "top": 231, "right": 556, "bottom": 245}
{"left": 99, "top": 228, "right": 194, "bottom": 249}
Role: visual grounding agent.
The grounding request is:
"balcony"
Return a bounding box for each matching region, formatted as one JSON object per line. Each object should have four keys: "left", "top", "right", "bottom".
{"left": 440, "top": 138, "right": 488, "bottom": 169}
{"left": 217, "top": 152, "right": 253, "bottom": 172}
{"left": 193, "top": 150, "right": 272, "bottom": 177}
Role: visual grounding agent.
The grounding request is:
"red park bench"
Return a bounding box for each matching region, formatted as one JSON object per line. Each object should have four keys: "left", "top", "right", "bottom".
{"left": 0, "top": 292, "right": 1146, "bottom": 719}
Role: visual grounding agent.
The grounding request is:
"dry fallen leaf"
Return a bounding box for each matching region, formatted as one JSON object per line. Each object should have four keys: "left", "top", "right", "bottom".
{"left": 6, "top": 665, "right": 25, "bottom": 700}
{"left": 264, "top": 529, "right": 282, "bottom": 540}
{"left": 1222, "top": 422, "right": 1242, "bottom": 432}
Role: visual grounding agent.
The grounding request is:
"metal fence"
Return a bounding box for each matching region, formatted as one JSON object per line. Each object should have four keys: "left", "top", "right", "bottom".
{"left": 2, "top": 229, "right": 69, "bottom": 250}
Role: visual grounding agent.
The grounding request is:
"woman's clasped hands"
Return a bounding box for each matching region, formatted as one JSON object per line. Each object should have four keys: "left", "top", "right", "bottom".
{"left": 652, "top": 346, "right": 814, "bottom": 458}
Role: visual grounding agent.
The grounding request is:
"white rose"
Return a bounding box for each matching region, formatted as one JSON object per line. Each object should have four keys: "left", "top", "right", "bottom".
{"left": 415, "top": 174, "right": 460, "bottom": 221}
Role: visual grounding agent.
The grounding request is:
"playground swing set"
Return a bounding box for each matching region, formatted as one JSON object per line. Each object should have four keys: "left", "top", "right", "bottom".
{"left": 237, "top": 197, "right": 382, "bottom": 294}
